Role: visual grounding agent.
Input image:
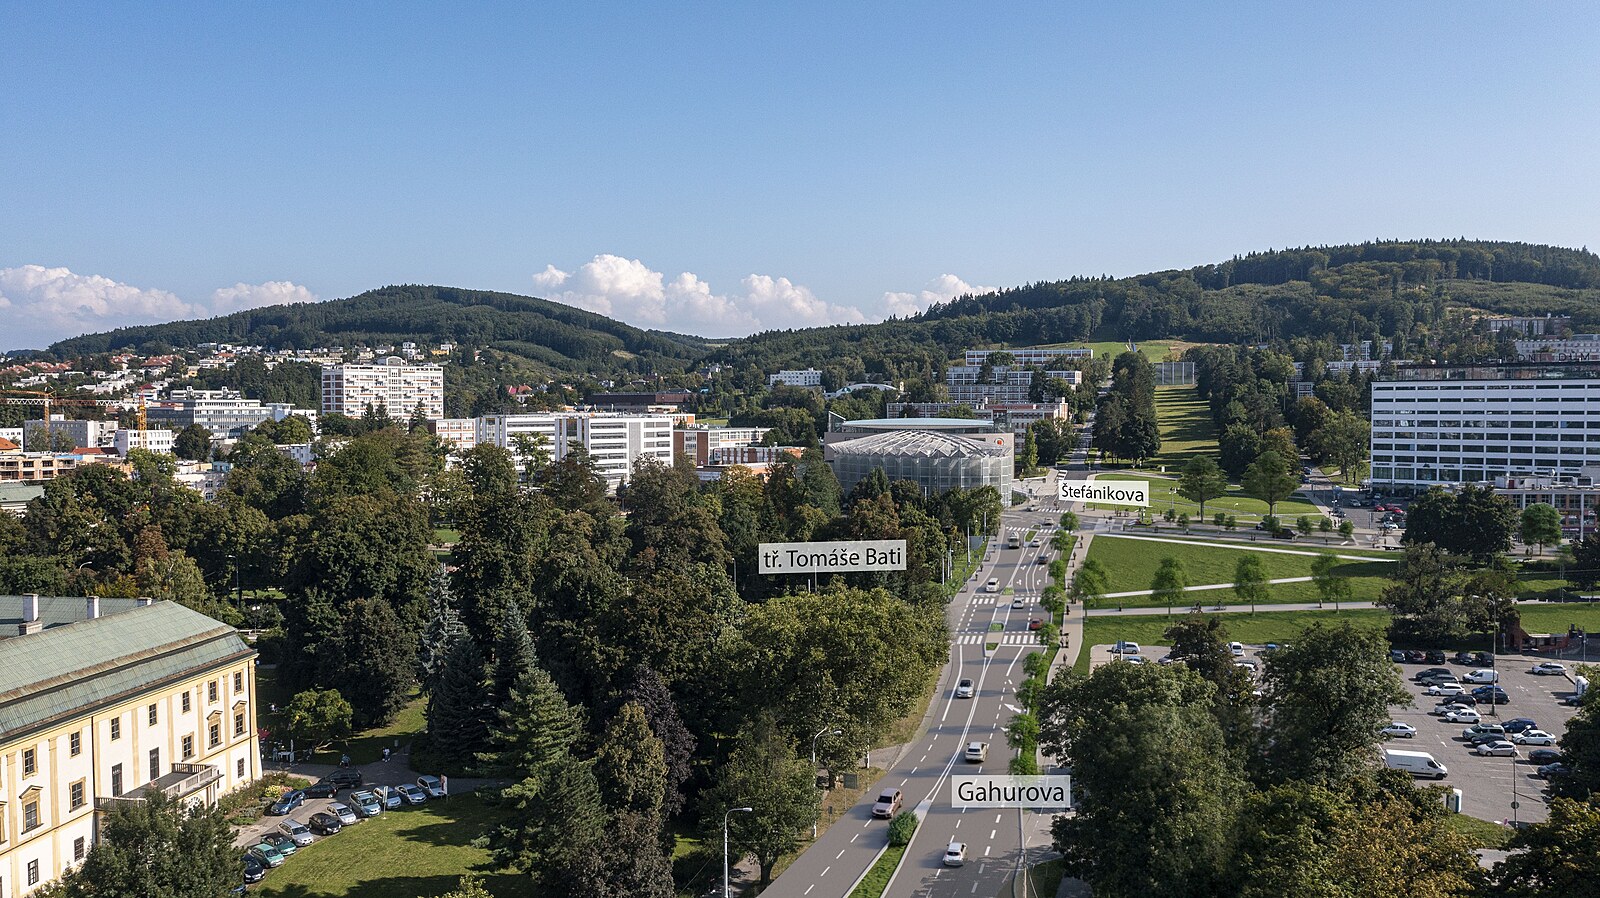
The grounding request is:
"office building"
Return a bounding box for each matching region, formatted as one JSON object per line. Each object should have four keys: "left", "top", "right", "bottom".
{"left": 1369, "top": 368, "right": 1600, "bottom": 489}
{"left": 426, "top": 418, "right": 479, "bottom": 453}
{"left": 27, "top": 417, "right": 117, "bottom": 452}
{"left": 114, "top": 429, "right": 176, "bottom": 457}
{"left": 767, "top": 368, "right": 823, "bottom": 388}
{"left": 674, "top": 425, "right": 769, "bottom": 466}
{"left": 476, "top": 413, "right": 675, "bottom": 491}
{"left": 320, "top": 358, "right": 444, "bottom": 421}
{"left": 1485, "top": 315, "right": 1570, "bottom": 337}
{"left": 1515, "top": 335, "right": 1600, "bottom": 362}
{"left": 946, "top": 365, "right": 1080, "bottom": 406}
{"left": 0, "top": 597, "right": 260, "bottom": 895}
{"left": 962, "top": 347, "right": 1092, "bottom": 367}
{"left": 146, "top": 389, "right": 299, "bottom": 439}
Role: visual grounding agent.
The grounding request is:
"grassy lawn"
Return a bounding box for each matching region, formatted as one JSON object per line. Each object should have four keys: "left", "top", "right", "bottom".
{"left": 1147, "top": 385, "right": 1220, "bottom": 474}
{"left": 848, "top": 843, "right": 907, "bottom": 898}
{"left": 1095, "top": 472, "right": 1326, "bottom": 523}
{"left": 1075, "top": 609, "right": 1393, "bottom": 675}
{"left": 1084, "top": 535, "right": 1395, "bottom": 606}
{"left": 430, "top": 528, "right": 461, "bottom": 545}
{"left": 252, "top": 793, "right": 524, "bottom": 898}
{"left": 1447, "top": 812, "right": 1512, "bottom": 849}
{"left": 1518, "top": 603, "right": 1600, "bottom": 636}
{"left": 256, "top": 668, "right": 426, "bottom": 766}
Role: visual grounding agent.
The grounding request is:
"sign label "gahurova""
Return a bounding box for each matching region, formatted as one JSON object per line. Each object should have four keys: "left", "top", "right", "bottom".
{"left": 951, "top": 775, "right": 1073, "bottom": 809}
{"left": 757, "top": 540, "right": 908, "bottom": 574}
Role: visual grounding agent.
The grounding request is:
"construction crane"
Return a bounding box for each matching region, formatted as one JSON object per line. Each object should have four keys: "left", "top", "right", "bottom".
{"left": 0, "top": 389, "right": 129, "bottom": 426}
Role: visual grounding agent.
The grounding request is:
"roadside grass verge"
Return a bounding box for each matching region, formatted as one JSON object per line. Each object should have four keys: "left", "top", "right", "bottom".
{"left": 1084, "top": 535, "right": 1394, "bottom": 606}
{"left": 1091, "top": 472, "right": 1325, "bottom": 522}
{"left": 1447, "top": 812, "right": 1512, "bottom": 849}
{"left": 848, "top": 844, "right": 908, "bottom": 898}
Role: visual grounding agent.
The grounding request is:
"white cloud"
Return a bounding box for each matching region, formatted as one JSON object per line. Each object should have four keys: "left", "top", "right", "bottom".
{"left": 0, "top": 264, "right": 199, "bottom": 349}
{"left": 882, "top": 273, "right": 997, "bottom": 318}
{"left": 210, "top": 280, "right": 318, "bottom": 314}
{"left": 0, "top": 266, "right": 321, "bottom": 350}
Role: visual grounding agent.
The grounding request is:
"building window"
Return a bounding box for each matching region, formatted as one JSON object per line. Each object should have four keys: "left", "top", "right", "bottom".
{"left": 208, "top": 680, "right": 218, "bottom": 703}
{"left": 110, "top": 717, "right": 121, "bottom": 740}
{"left": 233, "top": 671, "right": 243, "bottom": 692}
{"left": 70, "top": 780, "right": 86, "bottom": 810}
{"left": 74, "top": 836, "right": 86, "bottom": 861}
{"left": 28, "top": 859, "right": 39, "bottom": 885}
{"left": 149, "top": 748, "right": 161, "bottom": 782}
{"left": 111, "top": 763, "right": 123, "bottom": 797}
{"left": 70, "top": 731, "right": 82, "bottom": 756}
{"left": 23, "top": 799, "right": 40, "bottom": 832}
{"left": 182, "top": 735, "right": 195, "bottom": 759}
{"left": 22, "top": 747, "right": 36, "bottom": 776}
{"left": 181, "top": 691, "right": 191, "bottom": 713}
{"left": 234, "top": 712, "right": 246, "bottom": 737}
{"left": 209, "top": 721, "right": 221, "bottom": 748}
{"left": 148, "top": 703, "right": 159, "bottom": 726}
{"left": 237, "top": 758, "right": 246, "bottom": 778}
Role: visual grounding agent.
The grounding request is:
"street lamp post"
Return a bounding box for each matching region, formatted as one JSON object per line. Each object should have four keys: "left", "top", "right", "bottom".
{"left": 724, "top": 806, "right": 754, "bottom": 898}
{"left": 810, "top": 727, "right": 842, "bottom": 837}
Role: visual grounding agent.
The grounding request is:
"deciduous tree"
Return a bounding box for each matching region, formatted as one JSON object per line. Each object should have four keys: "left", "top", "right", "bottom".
{"left": 1177, "top": 456, "right": 1228, "bottom": 522}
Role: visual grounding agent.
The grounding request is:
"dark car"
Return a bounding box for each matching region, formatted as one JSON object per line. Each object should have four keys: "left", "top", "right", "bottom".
{"left": 1028, "top": 618, "right": 1043, "bottom": 631}
{"left": 1473, "top": 652, "right": 1496, "bottom": 667}
{"left": 304, "top": 780, "right": 340, "bottom": 798}
{"left": 1390, "top": 650, "right": 1407, "bottom": 663}
{"left": 328, "top": 768, "right": 364, "bottom": 788}
{"left": 1527, "top": 749, "right": 1563, "bottom": 765}
{"left": 1424, "top": 650, "right": 1446, "bottom": 665}
{"left": 1537, "top": 762, "right": 1571, "bottom": 779}
{"left": 1452, "top": 651, "right": 1475, "bottom": 665}
{"left": 1405, "top": 650, "right": 1427, "bottom": 663}
{"left": 242, "top": 855, "right": 267, "bottom": 883}
{"left": 1413, "top": 667, "right": 1452, "bottom": 682}
{"left": 1502, "top": 718, "right": 1539, "bottom": 735}
{"left": 267, "top": 789, "right": 304, "bottom": 816}
{"left": 308, "top": 811, "right": 343, "bottom": 835}
{"left": 1472, "top": 686, "right": 1510, "bottom": 704}
{"left": 1469, "top": 732, "right": 1508, "bottom": 746}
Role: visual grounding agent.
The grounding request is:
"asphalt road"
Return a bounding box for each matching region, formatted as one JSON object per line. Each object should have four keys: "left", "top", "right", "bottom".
{"left": 761, "top": 503, "right": 1056, "bottom": 898}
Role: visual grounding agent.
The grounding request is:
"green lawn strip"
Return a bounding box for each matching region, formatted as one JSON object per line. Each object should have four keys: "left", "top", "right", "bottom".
{"left": 1085, "top": 535, "right": 1394, "bottom": 598}
{"left": 1517, "top": 604, "right": 1600, "bottom": 636}
{"left": 1029, "top": 339, "right": 1175, "bottom": 362}
{"left": 1074, "top": 609, "right": 1393, "bottom": 675}
{"left": 252, "top": 793, "right": 524, "bottom": 898}
{"left": 1001, "top": 857, "right": 1065, "bottom": 898}
{"left": 848, "top": 843, "right": 908, "bottom": 898}
{"left": 1147, "top": 385, "right": 1220, "bottom": 473}
{"left": 1091, "top": 471, "right": 1326, "bottom": 522}
{"left": 256, "top": 668, "right": 428, "bottom": 766}
{"left": 1446, "top": 812, "right": 1512, "bottom": 849}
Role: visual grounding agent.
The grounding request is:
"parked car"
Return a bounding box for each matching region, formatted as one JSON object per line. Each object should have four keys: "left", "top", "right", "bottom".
{"left": 1119, "top": 655, "right": 1148, "bottom": 665}
{"left": 1472, "top": 652, "right": 1495, "bottom": 666}
{"left": 378, "top": 786, "right": 403, "bottom": 810}
{"left": 955, "top": 678, "right": 975, "bottom": 699}
{"left": 1229, "top": 642, "right": 1245, "bottom": 657}
{"left": 417, "top": 775, "right": 447, "bottom": 799}
{"left": 260, "top": 832, "right": 298, "bottom": 856}
{"left": 1432, "top": 701, "right": 1473, "bottom": 716}
{"left": 248, "top": 842, "right": 287, "bottom": 868}
{"left": 1404, "top": 650, "right": 1427, "bottom": 663}
{"left": 1452, "top": 651, "right": 1476, "bottom": 665}
{"left": 1530, "top": 662, "right": 1569, "bottom": 676}
{"left": 396, "top": 783, "right": 428, "bottom": 805}
{"left": 1390, "top": 650, "right": 1407, "bottom": 663}
{"left": 943, "top": 841, "right": 967, "bottom": 866}
{"left": 277, "top": 819, "right": 314, "bottom": 847}
{"left": 1501, "top": 717, "right": 1539, "bottom": 734}
{"left": 267, "top": 789, "right": 304, "bottom": 816}
{"left": 1113, "top": 641, "right": 1140, "bottom": 655}
{"left": 1444, "top": 708, "right": 1481, "bottom": 724}
{"left": 1527, "top": 749, "right": 1563, "bottom": 765}
{"left": 242, "top": 855, "right": 267, "bottom": 883}
{"left": 964, "top": 741, "right": 988, "bottom": 763}
{"left": 1470, "top": 732, "right": 1511, "bottom": 746}
{"left": 304, "top": 779, "right": 341, "bottom": 799}
{"left": 1476, "top": 740, "right": 1518, "bottom": 757}
{"left": 349, "top": 790, "right": 383, "bottom": 818}
{"left": 328, "top": 801, "right": 359, "bottom": 825}
{"left": 307, "top": 811, "right": 343, "bottom": 835}
{"left": 1426, "top": 682, "right": 1465, "bottom": 696}
{"left": 1424, "top": 650, "right": 1446, "bottom": 664}
{"left": 1537, "top": 762, "right": 1571, "bottom": 779}
{"left": 1420, "top": 672, "right": 1460, "bottom": 687}
{"left": 1380, "top": 722, "right": 1417, "bottom": 739}
{"left": 1473, "top": 686, "right": 1511, "bottom": 704}
{"left": 871, "top": 789, "right": 903, "bottom": 819}
{"left": 329, "top": 768, "right": 364, "bottom": 788}
{"left": 1461, "top": 724, "right": 1505, "bottom": 741}
{"left": 1513, "top": 730, "right": 1558, "bottom": 746}
{"left": 1464, "top": 670, "right": 1500, "bottom": 684}
{"left": 1028, "top": 618, "right": 1043, "bottom": 631}
{"left": 1413, "top": 667, "right": 1453, "bottom": 682}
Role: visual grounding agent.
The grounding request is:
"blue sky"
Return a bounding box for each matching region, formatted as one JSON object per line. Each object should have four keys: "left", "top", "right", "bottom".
{"left": 3, "top": 2, "right": 1597, "bottom": 348}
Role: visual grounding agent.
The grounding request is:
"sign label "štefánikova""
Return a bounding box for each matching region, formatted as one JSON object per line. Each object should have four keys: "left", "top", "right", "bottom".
{"left": 1058, "top": 479, "right": 1149, "bottom": 508}
{"left": 757, "top": 540, "right": 907, "bottom": 574}
{"left": 951, "top": 775, "right": 1073, "bottom": 809}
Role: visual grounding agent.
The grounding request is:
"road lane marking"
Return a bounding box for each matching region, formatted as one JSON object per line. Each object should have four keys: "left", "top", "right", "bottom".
{"left": 837, "top": 850, "right": 846, "bottom": 859}
{"left": 850, "top": 833, "right": 859, "bottom": 842}
{"left": 821, "top": 866, "right": 830, "bottom": 877}
{"left": 990, "top": 829, "right": 997, "bottom": 838}
{"left": 804, "top": 886, "right": 814, "bottom": 895}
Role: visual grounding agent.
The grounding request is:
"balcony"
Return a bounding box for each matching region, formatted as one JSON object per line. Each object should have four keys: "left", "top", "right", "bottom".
{"left": 95, "top": 763, "right": 221, "bottom": 811}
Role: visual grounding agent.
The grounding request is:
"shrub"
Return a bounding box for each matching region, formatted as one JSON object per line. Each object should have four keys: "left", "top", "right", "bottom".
{"left": 888, "top": 811, "right": 918, "bottom": 846}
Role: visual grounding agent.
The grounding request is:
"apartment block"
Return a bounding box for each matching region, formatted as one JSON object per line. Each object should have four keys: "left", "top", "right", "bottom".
{"left": 476, "top": 413, "right": 674, "bottom": 491}
{"left": 114, "top": 429, "right": 176, "bottom": 457}
{"left": 961, "top": 347, "right": 1092, "bottom": 367}
{"left": 320, "top": 358, "right": 444, "bottom": 420}
{"left": 146, "top": 389, "right": 298, "bottom": 439}
{"left": 766, "top": 369, "right": 823, "bottom": 388}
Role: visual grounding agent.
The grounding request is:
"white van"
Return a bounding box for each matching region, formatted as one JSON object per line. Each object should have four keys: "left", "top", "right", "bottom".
{"left": 1113, "top": 641, "right": 1141, "bottom": 655}
{"left": 1383, "top": 748, "right": 1448, "bottom": 780}
{"left": 985, "top": 578, "right": 1000, "bottom": 593}
{"left": 1464, "top": 669, "right": 1500, "bottom": 684}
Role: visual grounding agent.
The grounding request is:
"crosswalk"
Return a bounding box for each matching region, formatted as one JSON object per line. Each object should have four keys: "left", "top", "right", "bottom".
{"left": 955, "top": 633, "right": 1041, "bottom": 645}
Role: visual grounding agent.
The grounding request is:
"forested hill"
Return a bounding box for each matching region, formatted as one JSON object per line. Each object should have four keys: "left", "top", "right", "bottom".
{"left": 708, "top": 240, "right": 1600, "bottom": 381}
{"left": 48, "top": 284, "right": 710, "bottom": 377}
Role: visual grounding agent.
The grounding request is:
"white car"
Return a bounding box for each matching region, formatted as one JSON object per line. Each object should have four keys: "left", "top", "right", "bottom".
{"left": 277, "top": 820, "right": 314, "bottom": 847}
{"left": 1530, "top": 662, "right": 1569, "bottom": 676}
{"left": 1425, "top": 683, "right": 1465, "bottom": 696}
{"left": 328, "top": 802, "right": 358, "bottom": 825}
{"left": 943, "top": 841, "right": 967, "bottom": 866}
{"left": 964, "top": 742, "right": 988, "bottom": 763}
{"left": 1513, "top": 730, "right": 1557, "bottom": 746}
{"left": 1444, "top": 708, "right": 1481, "bottom": 724}
{"left": 1476, "top": 740, "right": 1518, "bottom": 757}
{"left": 985, "top": 579, "right": 1000, "bottom": 593}
{"left": 1462, "top": 724, "right": 1505, "bottom": 741}
{"left": 954, "top": 678, "right": 975, "bottom": 699}
{"left": 1112, "top": 641, "right": 1140, "bottom": 655}
{"left": 1431, "top": 701, "right": 1470, "bottom": 716}
{"left": 1011, "top": 596, "right": 1025, "bottom": 609}
{"left": 1120, "top": 655, "right": 1147, "bottom": 665}
{"left": 1380, "top": 722, "right": 1417, "bottom": 739}
{"left": 1229, "top": 642, "right": 1245, "bottom": 657}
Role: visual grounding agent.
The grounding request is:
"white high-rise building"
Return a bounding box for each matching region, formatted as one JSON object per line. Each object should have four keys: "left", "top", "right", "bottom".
{"left": 1369, "top": 373, "right": 1600, "bottom": 489}
{"left": 475, "top": 413, "right": 674, "bottom": 491}
{"left": 767, "top": 368, "right": 823, "bottom": 388}
{"left": 320, "top": 358, "right": 444, "bottom": 421}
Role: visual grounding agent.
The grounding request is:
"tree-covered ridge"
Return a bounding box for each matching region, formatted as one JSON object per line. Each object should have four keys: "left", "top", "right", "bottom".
{"left": 48, "top": 284, "right": 710, "bottom": 376}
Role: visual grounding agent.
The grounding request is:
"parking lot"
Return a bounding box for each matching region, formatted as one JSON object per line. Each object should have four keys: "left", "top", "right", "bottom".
{"left": 1386, "top": 656, "right": 1582, "bottom": 825}
{"left": 234, "top": 771, "right": 451, "bottom": 855}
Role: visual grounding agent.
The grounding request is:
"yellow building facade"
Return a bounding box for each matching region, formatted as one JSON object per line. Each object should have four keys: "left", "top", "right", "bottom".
{"left": 0, "top": 596, "right": 261, "bottom": 896}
